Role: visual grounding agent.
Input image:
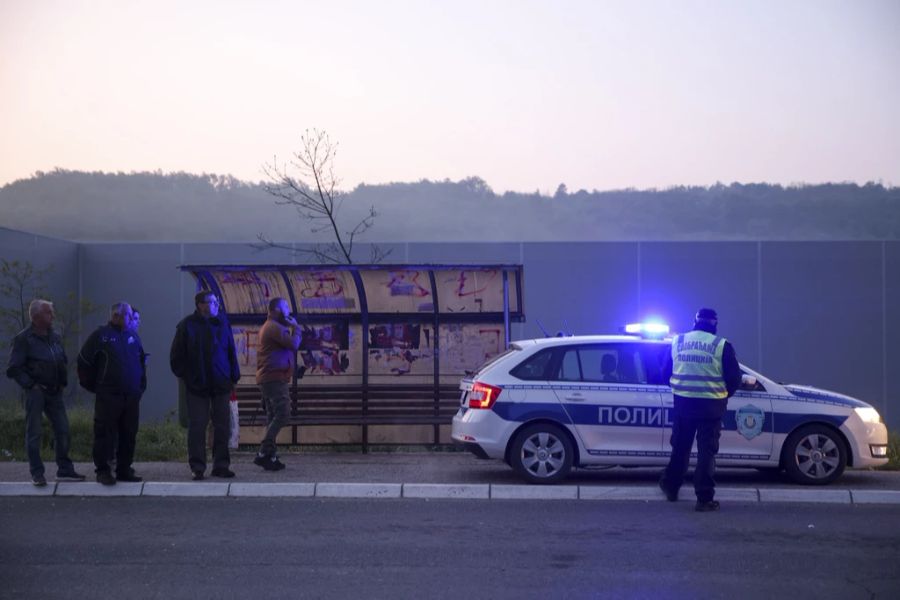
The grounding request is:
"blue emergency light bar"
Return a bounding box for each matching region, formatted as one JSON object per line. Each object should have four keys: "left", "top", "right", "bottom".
{"left": 624, "top": 322, "right": 670, "bottom": 337}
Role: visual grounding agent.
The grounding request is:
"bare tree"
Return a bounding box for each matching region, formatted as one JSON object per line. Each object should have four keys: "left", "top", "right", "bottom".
{"left": 0, "top": 259, "right": 51, "bottom": 338}
{"left": 257, "top": 129, "right": 390, "bottom": 264}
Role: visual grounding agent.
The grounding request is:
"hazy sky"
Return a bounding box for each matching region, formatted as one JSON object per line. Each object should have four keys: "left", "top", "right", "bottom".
{"left": 1, "top": 0, "right": 898, "bottom": 193}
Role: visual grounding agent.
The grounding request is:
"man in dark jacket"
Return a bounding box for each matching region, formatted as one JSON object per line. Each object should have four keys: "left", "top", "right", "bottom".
{"left": 170, "top": 291, "right": 240, "bottom": 480}
{"left": 78, "top": 302, "right": 146, "bottom": 485}
{"left": 6, "top": 299, "right": 85, "bottom": 486}
{"left": 659, "top": 308, "right": 742, "bottom": 511}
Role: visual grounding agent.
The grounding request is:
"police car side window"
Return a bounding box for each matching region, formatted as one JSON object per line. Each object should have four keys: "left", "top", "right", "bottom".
{"left": 510, "top": 349, "right": 555, "bottom": 381}
{"left": 639, "top": 344, "right": 670, "bottom": 385}
{"left": 579, "top": 345, "right": 647, "bottom": 384}
{"left": 557, "top": 349, "right": 581, "bottom": 381}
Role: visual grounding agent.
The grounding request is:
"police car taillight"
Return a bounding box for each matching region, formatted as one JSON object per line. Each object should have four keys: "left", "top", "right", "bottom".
{"left": 468, "top": 382, "right": 502, "bottom": 409}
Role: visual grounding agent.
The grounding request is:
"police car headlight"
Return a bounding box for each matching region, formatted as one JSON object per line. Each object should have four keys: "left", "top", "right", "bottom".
{"left": 854, "top": 407, "right": 882, "bottom": 424}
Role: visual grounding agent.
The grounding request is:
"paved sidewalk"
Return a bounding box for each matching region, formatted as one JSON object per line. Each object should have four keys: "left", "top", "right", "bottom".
{"left": 2, "top": 451, "right": 899, "bottom": 503}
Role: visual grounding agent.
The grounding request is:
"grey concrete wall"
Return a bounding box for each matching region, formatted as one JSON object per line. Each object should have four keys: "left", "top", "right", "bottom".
{"left": 0, "top": 227, "right": 79, "bottom": 403}
{"left": 2, "top": 230, "right": 898, "bottom": 430}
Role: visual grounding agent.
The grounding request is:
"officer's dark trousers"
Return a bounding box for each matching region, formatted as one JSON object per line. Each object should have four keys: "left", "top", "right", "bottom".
{"left": 93, "top": 392, "right": 140, "bottom": 476}
{"left": 24, "top": 387, "right": 74, "bottom": 477}
{"left": 186, "top": 390, "right": 231, "bottom": 473}
{"left": 661, "top": 397, "right": 725, "bottom": 503}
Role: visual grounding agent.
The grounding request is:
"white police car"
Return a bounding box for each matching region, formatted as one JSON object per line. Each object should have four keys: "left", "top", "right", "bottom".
{"left": 451, "top": 326, "right": 889, "bottom": 485}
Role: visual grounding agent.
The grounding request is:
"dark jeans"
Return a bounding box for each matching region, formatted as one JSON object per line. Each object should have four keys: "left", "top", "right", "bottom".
{"left": 661, "top": 412, "right": 723, "bottom": 503}
{"left": 186, "top": 390, "right": 231, "bottom": 473}
{"left": 92, "top": 392, "right": 140, "bottom": 475}
{"left": 258, "top": 381, "right": 291, "bottom": 457}
{"left": 24, "top": 387, "right": 75, "bottom": 477}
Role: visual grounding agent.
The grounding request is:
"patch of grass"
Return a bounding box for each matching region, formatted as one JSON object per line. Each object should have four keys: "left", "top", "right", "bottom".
{"left": 0, "top": 400, "right": 185, "bottom": 462}
{"left": 879, "top": 429, "right": 900, "bottom": 471}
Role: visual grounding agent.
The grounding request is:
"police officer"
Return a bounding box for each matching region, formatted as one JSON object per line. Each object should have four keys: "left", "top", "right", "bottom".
{"left": 659, "top": 308, "right": 742, "bottom": 511}
{"left": 78, "top": 302, "right": 147, "bottom": 485}
{"left": 6, "top": 299, "right": 85, "bottom": 486}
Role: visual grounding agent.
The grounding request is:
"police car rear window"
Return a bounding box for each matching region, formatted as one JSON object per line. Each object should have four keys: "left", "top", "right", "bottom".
{"left": 510, "top": 348, "right": 555, "bottom": 381}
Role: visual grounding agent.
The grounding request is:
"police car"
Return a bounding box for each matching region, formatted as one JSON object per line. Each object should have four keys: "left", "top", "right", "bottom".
{"left": 451, "top": 324, "right": 889, "bottom": 485}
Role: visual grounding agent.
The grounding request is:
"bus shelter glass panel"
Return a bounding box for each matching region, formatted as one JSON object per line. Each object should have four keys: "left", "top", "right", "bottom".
{"left": 233, "top": 323, "right": 261, "bottom": 382}
{"left": 360, "top": 270, "right": 434, "bottom": 313}
{"left": 435, "top": 269, "right": 511, "bottom": 314}
{"left": 298, "top": 321, "right": 363, "bottom": 377}
{"left": 368, "top": 321, "right": 436, "bottom": 377}
{"left": 289, "top": 270, "right": 360, "bottom": 314}
{"left": 212, "top": 270, "right": 289, "bottom": 315}
{"left": 438, "top": 323, "right": 506, "bottom": 378}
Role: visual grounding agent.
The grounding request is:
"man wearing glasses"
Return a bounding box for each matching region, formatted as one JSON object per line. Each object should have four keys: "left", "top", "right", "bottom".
{"left": 170, "top": 292, "right": 241, "bottom": 480}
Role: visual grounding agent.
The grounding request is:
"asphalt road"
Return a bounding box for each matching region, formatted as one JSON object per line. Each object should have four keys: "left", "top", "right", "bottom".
{"left": 2, "top": 497, "right": 898, "bottom": 599}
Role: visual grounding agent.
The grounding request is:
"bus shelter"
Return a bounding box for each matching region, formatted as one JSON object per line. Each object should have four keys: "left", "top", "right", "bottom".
{"left": 179, "top": 264, "right": 525, "bottom": 448}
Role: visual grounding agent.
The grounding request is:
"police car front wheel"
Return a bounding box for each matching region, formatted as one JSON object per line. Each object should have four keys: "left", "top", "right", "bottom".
{"left": 510, "top": 423, "right": 574, "bottom": 484}
{"left": 782, "top": 424, "right": 847, "bottom": 485}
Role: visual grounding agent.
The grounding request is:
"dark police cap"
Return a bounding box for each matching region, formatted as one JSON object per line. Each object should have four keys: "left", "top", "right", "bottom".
{"left": 695, "top": 308, "right": 718, "bottom": 321}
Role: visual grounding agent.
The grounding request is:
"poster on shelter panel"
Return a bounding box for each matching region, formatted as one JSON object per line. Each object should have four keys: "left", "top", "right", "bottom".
{"left": 439, "top": 323, "right": 505, "bottom": 374}
{"left": 233, "top": 321, "right": 361, "bottom": 378}
{"left": 367, "top": 322, "right": 435, "bottom": 376}
{"left": 289, "top": 270, "right": 359, "bottom": 314}
{"left": 212, "top": 270, "right": 289, "bottom": 315}
{"left": 435, "top": 269, "right": 517, "bottom": 314}
{"left": 360, "top": 270, "right": 434, "bottom": 313}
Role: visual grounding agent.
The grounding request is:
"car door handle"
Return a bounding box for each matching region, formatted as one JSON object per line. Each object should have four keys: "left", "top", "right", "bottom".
{"left": 565, "top": 393, "right": 585, "bottom": 402}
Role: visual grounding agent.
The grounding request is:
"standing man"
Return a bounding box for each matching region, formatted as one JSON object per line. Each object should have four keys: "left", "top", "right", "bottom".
{"left": 78, "top": 302, "right": 146, "bottom": 485}
{"left": 6, "top": 299, "right": 85, "bottom": 486}
{"left": 254, "top": 297, "right": 301, "bottom": 471}
{"left": 170, "top": 291, "right": 240, "bottom": 480}
{"left": 659, "top": 308, "right": 742, "bottom": 512}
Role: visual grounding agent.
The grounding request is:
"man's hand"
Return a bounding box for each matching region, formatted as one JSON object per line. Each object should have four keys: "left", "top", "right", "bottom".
{"left": 284, "top": 314, "right": 299, "bottom": 328}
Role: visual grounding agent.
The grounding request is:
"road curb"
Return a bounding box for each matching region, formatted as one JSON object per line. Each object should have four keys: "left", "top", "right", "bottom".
{"left": 229, "top": 482, "right": 316, "bottom": 497}
{"left": 315, "top": 483, "right": 402, "bottom": 498}
{"left": 1, "top": 482, "right": 899, "bottom": 504}
{"left": 759, "top": 488, "right": 852, "bottom": 504}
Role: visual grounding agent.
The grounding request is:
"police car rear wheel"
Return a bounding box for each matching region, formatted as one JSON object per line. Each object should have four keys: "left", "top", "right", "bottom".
{"left": 782, "top": 425, "right": 847, "bottom": 485}
{"left": 510, "top": 424, "right": 574, "bottom": 484}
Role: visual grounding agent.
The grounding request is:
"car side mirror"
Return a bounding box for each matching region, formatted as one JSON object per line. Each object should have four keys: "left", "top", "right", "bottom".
{"left": 740, "top": 374, "right": 757, "bottom": 391}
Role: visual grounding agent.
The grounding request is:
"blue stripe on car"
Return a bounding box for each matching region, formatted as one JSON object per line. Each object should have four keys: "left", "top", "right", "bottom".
{"left": 493, "top": 402, "right": 847, "bottom": 433}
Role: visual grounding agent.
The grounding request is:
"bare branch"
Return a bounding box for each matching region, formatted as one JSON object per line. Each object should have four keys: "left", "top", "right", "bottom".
{"left": 257, "top": 129, "right": 389, "bottom": 264}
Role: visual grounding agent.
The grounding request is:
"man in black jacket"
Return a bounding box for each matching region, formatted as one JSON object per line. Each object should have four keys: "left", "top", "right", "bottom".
{"left": 6, "top": 299, "right": 85, "bottom": 486}
{"left": 170, "top": 291, "right": 240, "bottom": 480}
{"left": 78, "top": 302, "right": 146, "bottom": 485}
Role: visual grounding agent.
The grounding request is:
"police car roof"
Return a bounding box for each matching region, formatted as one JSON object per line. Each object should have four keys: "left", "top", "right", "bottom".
{"left": 513, "top": 334, "right": 671, "bottom": 348}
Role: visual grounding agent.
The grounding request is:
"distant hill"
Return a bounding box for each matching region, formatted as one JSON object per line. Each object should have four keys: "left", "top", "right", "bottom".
{"left": 1, "top": 169, "right": 898, "bottom": 242}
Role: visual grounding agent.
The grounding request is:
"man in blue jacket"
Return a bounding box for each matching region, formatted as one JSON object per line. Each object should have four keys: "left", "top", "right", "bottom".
{"left": 78, "top": 302, "right": 146, "bottom": 485}
{"left": 170, "top": 292, "right": 240, "bottom": 480}
{"left": 6, "top": 299, "right": 85, "bottom": 486}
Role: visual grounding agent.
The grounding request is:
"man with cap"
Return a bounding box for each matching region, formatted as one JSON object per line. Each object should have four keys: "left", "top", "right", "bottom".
{"left": 659, "top": 308, "right": 742, "bottom": 511}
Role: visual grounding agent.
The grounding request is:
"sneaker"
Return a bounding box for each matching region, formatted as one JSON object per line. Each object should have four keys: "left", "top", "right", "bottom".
{"left": 116, "top": 473, "right": 143, "bottom": 483}
{"left": 695, "top": 500, "right": 720, "bottom": 512}
{"left": 32, "top": 474, "right": 47, "bottom": 487}
{"left": 658, "top": 480, "right": 678, "bottom": 502}
{"left": 210, "top": 467, "right": 235, "bottom": 478}
{"left": 191, "top": 470, "right": 205, "bottom": 481}
{"left": 254, "top": 454, "right": 286, "bottom": 472}
{"left": 96, "top": 471, "right": 117, "bottom": 486}
{"left": 57, "top": 471, "right": 87, "bottom": 482}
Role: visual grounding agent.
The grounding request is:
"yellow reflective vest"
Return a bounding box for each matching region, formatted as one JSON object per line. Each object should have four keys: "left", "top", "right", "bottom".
{"left": 670, "top": 330, "right": 728, "bottom": 400}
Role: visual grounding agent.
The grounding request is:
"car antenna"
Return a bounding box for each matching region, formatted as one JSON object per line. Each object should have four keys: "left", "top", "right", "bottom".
{"left": 536, "top": 319, "right": 551, "bottom": 337}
